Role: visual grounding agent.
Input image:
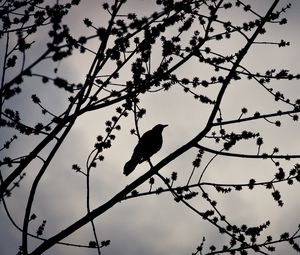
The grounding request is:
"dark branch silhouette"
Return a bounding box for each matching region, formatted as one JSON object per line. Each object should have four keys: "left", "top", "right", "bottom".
{"left": 1, "top": 0, "right": 300, "bottom": 255}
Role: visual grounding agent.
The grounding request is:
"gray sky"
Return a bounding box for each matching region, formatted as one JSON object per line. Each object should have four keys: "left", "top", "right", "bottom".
{"left": 1, "top": 1, "right": 300, "bottom": 254}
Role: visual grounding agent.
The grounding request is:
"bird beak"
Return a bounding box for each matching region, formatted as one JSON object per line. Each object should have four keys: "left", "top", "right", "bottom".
{"left": 163, "top": 124, "right": 168, "bottom": 128}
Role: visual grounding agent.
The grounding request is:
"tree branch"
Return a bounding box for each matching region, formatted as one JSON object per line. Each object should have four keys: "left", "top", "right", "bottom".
{"left": 196, "top": 144, "right": 300, "bottom": 159}
{"left": 213, "top": 109, "right": 300, "bottom": 127}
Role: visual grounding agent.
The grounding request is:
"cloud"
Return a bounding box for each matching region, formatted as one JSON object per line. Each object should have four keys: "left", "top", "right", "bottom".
{"left": 1, "top": 1, "right": 300, "bottom": 255}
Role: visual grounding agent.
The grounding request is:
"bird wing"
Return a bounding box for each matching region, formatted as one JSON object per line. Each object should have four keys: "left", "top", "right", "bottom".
{"left": 134, "top": 129, "right": 163, "bottom": 163}
{"left": 131, "top": 130, "right": 151, "bottom": 161}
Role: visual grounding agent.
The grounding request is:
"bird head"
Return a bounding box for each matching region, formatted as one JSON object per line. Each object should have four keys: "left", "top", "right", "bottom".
{"left": 153, "top": 124, "right": 168, "bottom": 132}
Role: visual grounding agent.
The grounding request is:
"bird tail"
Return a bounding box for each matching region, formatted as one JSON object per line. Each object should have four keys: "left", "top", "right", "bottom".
{"left": 123, "top": 157, "right": 139, "bottom": 176}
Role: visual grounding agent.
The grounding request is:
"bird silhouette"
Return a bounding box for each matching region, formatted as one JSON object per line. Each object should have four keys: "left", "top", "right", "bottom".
{"left": 123, "top": 124, "right": 168, "bottom": 176}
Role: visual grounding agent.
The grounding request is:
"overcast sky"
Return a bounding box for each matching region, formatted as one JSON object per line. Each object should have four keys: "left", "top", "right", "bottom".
{"left": 1, "top": 1, "right": 300, "bottom": 255}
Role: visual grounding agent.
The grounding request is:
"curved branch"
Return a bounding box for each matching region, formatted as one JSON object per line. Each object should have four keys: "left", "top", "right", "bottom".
{"left": 213, "top": 109, "right": 300, "bottom": 127}
{"left": 196, "top": 144, "right": 300, "bottom": 159}
{"left": 22, "top": 119, "right": 76, "bottom": 254}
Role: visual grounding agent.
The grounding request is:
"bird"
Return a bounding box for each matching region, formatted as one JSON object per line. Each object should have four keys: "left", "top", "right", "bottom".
{"left": 123, "top": 124, "right": 168, "bottom": 176}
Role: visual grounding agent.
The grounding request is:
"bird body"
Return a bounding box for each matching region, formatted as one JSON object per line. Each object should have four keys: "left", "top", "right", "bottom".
{"left": 123, "top": 124, "right": 168, "bottom": 176}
